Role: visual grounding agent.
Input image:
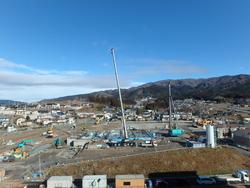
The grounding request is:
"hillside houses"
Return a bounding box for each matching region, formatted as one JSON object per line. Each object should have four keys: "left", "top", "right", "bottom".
{"left": 0, "top": 107, "right": 15, "bottom": 116}
{"left": 0, "top": 116, "right": 9, "bottom": 128}
{"left": 0, "top": 103, "right": 80, "bottom": 129}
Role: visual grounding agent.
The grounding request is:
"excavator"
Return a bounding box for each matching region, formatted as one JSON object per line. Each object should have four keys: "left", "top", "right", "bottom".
{"left": 12, "top": 140, "right": 31, "bottom": 159}
{"left": 44, "top": 127, "right": 56, "bottom": 138}
{"left": 53, "top": 137, "right": 62, "bottom": 149}
{"left": 197, "top": 119, "right": 214, "bottom": 127}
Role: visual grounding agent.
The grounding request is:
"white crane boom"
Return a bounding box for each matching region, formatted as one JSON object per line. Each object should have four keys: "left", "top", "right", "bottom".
{"left": 111, "top": 48, "right": 128, "bottom": 139}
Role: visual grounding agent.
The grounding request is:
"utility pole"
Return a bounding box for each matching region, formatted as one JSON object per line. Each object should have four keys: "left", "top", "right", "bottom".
{"left": 38, "top": 151, "right": 42, "bottom": 176}
{"left": 111, "top": 48, "right": 128, "bottom": 139}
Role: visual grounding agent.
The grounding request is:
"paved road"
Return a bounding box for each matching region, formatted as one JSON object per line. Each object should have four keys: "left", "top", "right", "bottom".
{"left": 223, "top": 145, "right": 250, "bottom": 156}
{"left": 0, "top": 143, "right": 184, "bottom": 180}
{"left": 228, "top": 107, "right": 250, "bottom": 114}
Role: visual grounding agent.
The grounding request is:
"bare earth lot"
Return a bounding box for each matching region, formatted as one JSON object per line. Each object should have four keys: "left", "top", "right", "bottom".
{"left": 48, "top": 147, "right": 250, "bottom": 178}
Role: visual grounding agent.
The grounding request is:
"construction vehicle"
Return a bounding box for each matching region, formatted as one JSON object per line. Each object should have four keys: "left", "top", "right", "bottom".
{"left": 17, "top": 139, "right": 33, "bottom": 148}
{"left": 167, "top": 83, "right": 185, "bottom": 137}
{"left": 46, "top": 127, "right": 56, "bottom": 138}
{"left": 11, "top": 140, "right": 31, "bottom": 159}
{"left": 107, "top": 136, "right": 125, "bottom": 147}
{"left": 81, "top": 125, "right": 87, "bottom": 132}
{"left": 111, "top": 48, "right": 128, "bottom": 140}
{"left": 95, "top": 114, "right": 105, "bottom": 125}
{"left": 140, "top": 140, "right": 158, "bottom": 147}
{"left": 108, "top": 49, "right": 158, "bottom": 148}
{"left": 13, "top": 148, "right": 29, "bottom": 159}
{"left": 14, "top": 140, "right": 30, "bottom": 159}
{"left": 197, "top": 119, "right": 214, "bottom": 127}
{"left": 53, "top": 138, "right": 62, "bottom": 149}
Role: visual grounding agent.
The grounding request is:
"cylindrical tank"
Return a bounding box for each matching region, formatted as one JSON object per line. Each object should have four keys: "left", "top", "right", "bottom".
{"left": 206, "top": 125, "right": 216, "bottom": 148}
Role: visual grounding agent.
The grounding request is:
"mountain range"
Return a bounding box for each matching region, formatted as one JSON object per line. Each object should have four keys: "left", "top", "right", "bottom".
{"left": 48, "top": 74, "right": 250, "bottom": 105}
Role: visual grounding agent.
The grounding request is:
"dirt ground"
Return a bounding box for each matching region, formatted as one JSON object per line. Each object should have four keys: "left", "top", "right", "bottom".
{"left": 48, "top": 147, "right": 250, "bottom": 178}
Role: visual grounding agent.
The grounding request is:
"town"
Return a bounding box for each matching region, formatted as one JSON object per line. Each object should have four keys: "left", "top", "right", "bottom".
{"left": 0, "top": 94, "right": 249, "bottom": 187}
{"left": 1, "top": 1, "right": 250, "bottom": 188}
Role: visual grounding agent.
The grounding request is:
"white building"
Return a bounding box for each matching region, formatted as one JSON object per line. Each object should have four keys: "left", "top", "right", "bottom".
{"left": 82, "top": 175, "right": 107, "bottom": 188}
{"left": 16, "top": 117, "right": 26, "bottom": 126}
{"left": 7, "top": 126, "right": 17, "bottom": 133}
{"left": 47, "top": 176, "right": 73, "bottom": 188}
{"left": 28, "top": 111, "right": 39, "bottom": 120}
{"left": 67, "top": 117, "right": 75, "bottom": 125}
{"left": 0, "top": 108, "right": 15, "bottom": 115}
{"left": 15, "top": 109, "right": 26, "bottom": 116}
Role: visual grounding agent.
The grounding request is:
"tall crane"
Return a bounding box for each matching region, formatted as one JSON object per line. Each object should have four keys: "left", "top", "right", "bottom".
{"left": 167, "top": 82, "right": 184, "bottom": 136}
{"left": 168, "top": 82, "right": 172, "bottom": 129}
{"left": 111, "top": 48, "right": 128, "bottom": 139}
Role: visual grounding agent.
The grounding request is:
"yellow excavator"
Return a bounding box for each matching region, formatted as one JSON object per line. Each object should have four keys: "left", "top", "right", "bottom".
{"left": 81, "top": 125, "right": 87, "bottom": 132}
{"left": 46, "top": 127, "right": 55, "bottom": 138}
{"left": 197, "top": 119, "right": 214, "bottom": 126}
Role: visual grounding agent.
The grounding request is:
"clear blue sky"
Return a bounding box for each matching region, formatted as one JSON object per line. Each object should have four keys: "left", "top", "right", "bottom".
{"left": 0, "top": 0, "right": 249, "bottom": 101}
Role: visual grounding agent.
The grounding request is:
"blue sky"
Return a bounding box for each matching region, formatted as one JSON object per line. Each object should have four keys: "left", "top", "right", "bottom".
{"left": 0, "top": 0, "right": 249, "bottom": 101}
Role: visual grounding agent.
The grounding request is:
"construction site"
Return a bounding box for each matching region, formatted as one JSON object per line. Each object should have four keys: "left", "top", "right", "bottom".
{"left": 0, "top": 49, "right": 249, "bottom": 188}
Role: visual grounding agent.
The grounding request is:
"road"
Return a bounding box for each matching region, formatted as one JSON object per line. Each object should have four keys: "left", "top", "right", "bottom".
{"left": 223, "top": 145, "right": 250, "bottom": 156}
{"left": 229, "top": 107, "right": 250, "bottom": 114}
{"left": 0, "top": 142, "right": 184, "bottom": 180}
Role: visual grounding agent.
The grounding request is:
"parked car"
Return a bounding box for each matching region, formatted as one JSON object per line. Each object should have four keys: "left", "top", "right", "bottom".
{"left": 155, "top": 179, "right": 169, "bottom": 187}
{"left": 197, "top": 176, "right": 216, "bottom": 184}
{"left": 2, "top": 155, "right": 15, "bottom": 162}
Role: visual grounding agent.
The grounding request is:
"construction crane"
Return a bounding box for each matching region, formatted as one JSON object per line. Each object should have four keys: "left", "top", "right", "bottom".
{"left": 107, "top": 49, "right": 156, "bottom": 147}
{"left": 167, "top": 82, "right": 185, "bottom": 137}
{"left": 111, "top": 48, "right": 128, "bottom": 139}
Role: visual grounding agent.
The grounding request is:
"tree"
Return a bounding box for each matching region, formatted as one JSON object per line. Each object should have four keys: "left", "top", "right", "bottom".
{"left": 26, "top": 116, "right": 30, "bottom": 121}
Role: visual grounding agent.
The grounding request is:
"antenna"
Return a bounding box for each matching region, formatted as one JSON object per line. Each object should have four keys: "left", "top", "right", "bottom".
{"left": 111, "top": 48, "right": 128, "bottom": 139}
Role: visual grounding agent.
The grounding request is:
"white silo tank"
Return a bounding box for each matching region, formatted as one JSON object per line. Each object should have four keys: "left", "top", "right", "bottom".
{"left": 206, "top": 125, "right": 216, "bottom": 148}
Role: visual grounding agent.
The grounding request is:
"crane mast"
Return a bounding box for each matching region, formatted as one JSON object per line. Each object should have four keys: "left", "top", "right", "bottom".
{"left": 168, "top": 82, "right": 172, "bottom": 129}
{"left": 111, "top": 48, "right": 128, "bottom": 139}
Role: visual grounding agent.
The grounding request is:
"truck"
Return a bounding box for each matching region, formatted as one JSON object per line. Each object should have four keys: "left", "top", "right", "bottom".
{"left": 233, "top": 170, "right": 250, "bottom": 182}
{"left": 216, "top": 170, "right": 249, "bottom": 183}
{"left": 107, "top": 136, "right": 125, "bottom": 147}
{"left": 140, "top": 140, "right": 158, "bottom": 147}
{"left": 2, "top": 155, "right": 15, "bottom": 162}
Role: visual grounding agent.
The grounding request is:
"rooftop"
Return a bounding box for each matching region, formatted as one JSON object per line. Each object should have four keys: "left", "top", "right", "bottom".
{"left": 115, "top": 174, "right": 144, "bottom": 180}
{"left": 216, "top": 124, "right": 245, "bottom": 128}
{"left": 82, "top": 175, "right": 107, "bottom": 180}
{"left": 48, "top": 176, "right": 73, "bottom": 181}
{"left": 234, "top": 128, "right": 250, "bottom": 135}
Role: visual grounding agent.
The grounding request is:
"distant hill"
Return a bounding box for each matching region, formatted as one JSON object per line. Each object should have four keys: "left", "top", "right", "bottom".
{"left": 45, "top": 74, "right": 250, "bottom": 105}
{"left": 0, "top": 100, "right": 26, "bottom": 106}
